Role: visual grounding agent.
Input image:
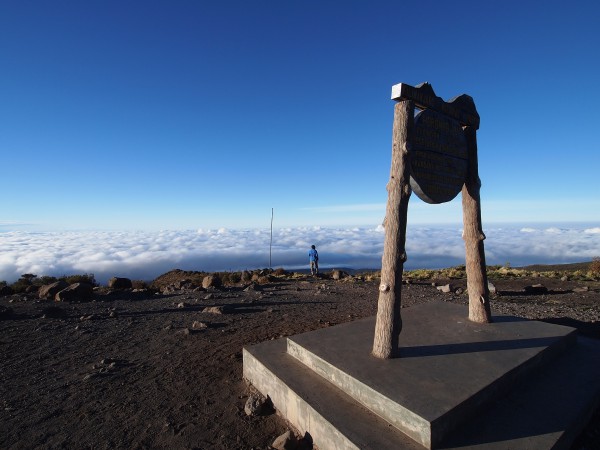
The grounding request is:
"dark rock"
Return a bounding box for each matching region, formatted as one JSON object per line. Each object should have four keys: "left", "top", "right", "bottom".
{"left": 0, "top": 285, "right": 14, "bottom": 297}
{"left": 55, "top": 283, "right": 94, "bottom": 302}
{"left": 25, "top": 285, "right": 39, "bottom": 294}
{"left": 524, "top": 284, "right": 548, "bottom": 294}
{"left": 108, "top": 277, "right": 132, "bottom": 290}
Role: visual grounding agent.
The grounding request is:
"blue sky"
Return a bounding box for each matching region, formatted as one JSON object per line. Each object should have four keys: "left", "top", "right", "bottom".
{"left": 1, "top": 1, "right": 599, "bottom": 281}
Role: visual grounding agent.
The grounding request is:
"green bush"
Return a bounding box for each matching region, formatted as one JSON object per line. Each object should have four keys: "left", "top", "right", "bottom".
{"left": 60, "top": 273, "right": 97, "bottom": 287}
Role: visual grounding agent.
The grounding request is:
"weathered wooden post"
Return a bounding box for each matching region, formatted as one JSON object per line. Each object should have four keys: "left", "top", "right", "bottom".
{"left": 462, "top": 126, "right": 492, "bottom": 323}
{"left": 372, "top": 82, "right": 491, "bottom": 359}
{"left": 372, "top": 100, "right": 414, "bottom": 359}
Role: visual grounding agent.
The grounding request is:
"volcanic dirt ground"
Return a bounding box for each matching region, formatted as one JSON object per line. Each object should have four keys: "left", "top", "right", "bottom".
{"left": 1, "top": 272, "right": 600, "bottom": 449}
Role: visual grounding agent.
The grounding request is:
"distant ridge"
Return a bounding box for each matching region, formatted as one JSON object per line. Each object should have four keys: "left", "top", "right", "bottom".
{"left": 516, "top": 261, "right": 592, "bottom": 272}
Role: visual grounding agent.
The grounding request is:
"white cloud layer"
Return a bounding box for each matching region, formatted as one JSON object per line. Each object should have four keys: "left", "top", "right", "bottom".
{"left": 1, "top": 223, "right": 599, "bottom": 284}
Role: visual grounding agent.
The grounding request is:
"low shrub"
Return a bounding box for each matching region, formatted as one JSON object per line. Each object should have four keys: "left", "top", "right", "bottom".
{"left": 590, "top": 257, "right": 600, "bottom": 277}
{"left": 61, "top": 273, "right": 97, "bottom": 287}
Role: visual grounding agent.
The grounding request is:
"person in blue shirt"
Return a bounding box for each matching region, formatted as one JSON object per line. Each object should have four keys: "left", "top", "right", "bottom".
{"left": 308, "top": 245, "right": 319, "bottom": 275}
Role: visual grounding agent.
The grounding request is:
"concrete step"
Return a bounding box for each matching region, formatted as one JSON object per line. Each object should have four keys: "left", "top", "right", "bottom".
{"left": 286, "top": 302, "right": 577, "bottom": 448}
{"left": 243, "top": 302, "right": 600, "bottom": 449}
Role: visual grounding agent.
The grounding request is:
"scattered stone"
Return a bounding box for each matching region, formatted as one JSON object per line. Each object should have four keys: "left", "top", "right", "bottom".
{"left": 204, "top": 293, "right": 215, "bottom": 300}
{"left": 39, "top": 280, "right": 69, "bottom": 300}
{"left": 79, "top": 314, "right": 97, "bottom": 321}
{"left": 488, "top": 282, "right": 497, "bottom": 295}
{"left": 55, "top": 283, "right": 94, "bottom": 302}
{"left": 561, "top": 275, "right": 569, "bottom": 282}
{"left": 244, "top": 393, "right": 268, "bottom": 416}
{"left": 272, "top": 430, "right": 297, "bottom": 450}
{"left": 454, "top": 287, "right": 464, "bottom": 295}
{"left": 524, "top": 284, "right": 548, "bottom": 294}
{"left": 243, "top": 284, "right": 258, "bottom": 292}
{"left": 203, "top": 305, "right": 231, "bottom": 314}
{"left": 574, "top": 286, "right": 590, "bottom": 293}
{"left": 177, "top": 302, "right": 189, "bottom": 309}
{"left": 436, "top": 284, "right": 452, "bottom": 293}
{"left": 192, "top": 320, "right": 208, "bottom": 330}
{"left": 108, "top": 277, "right": 133, "bottom": 290}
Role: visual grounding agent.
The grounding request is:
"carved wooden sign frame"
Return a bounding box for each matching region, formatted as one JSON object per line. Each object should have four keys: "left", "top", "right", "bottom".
{"left": 372, "top": 82, "right": 491, "bottom": 359}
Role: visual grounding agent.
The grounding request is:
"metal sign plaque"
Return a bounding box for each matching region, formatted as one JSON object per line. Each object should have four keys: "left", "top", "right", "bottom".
{"left": 409, "top": 109, "right": 468, "bottom": 204}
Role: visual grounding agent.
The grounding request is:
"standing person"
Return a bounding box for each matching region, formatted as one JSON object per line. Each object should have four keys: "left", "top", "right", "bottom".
{"left": 308, "top": 245, "right": 319, "bottom": 275}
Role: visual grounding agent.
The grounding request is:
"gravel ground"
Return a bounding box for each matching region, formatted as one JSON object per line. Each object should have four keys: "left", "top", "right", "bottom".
{"left": 1, "top": 272, "right": 599, "bottom": 449}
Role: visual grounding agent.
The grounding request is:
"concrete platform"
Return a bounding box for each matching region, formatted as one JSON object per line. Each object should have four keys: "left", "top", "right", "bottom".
{"left": 243, "top": 301, "right": 600, "bottom": 449}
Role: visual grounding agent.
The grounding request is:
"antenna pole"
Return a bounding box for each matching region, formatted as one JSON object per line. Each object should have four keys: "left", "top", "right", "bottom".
{"left": 269, "top": 208, "right": 274, "bottom": 268}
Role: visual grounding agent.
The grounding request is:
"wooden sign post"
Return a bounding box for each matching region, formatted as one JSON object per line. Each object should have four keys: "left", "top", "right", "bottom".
{"left": 372, "top": 83, "right": 492, "bottom": 359}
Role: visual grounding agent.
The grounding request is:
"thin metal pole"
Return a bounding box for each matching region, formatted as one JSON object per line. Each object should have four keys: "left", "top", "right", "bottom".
{"left": 269, "top": 208, "right": 273, "bottom": 268}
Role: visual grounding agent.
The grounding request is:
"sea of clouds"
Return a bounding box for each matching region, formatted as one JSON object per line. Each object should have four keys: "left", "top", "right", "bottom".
{"left": 1, "top": 224, "right": 599, "bottom": 285}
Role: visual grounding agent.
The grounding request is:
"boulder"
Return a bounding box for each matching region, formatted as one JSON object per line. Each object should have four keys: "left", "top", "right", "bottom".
{"left": 55, "top": 283, "right": 94, "bottom": 302}
{"left": 25, "top": 285, "right": 39, "bottom": 294}
{"left": 39, "top": 280, "right": 69, "bottom": 300}
{"left": 202, "top": 275, "right": 221, "bottom": 289}
{"left": 108, "top": 277, "right": 132, "bottom": 290}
